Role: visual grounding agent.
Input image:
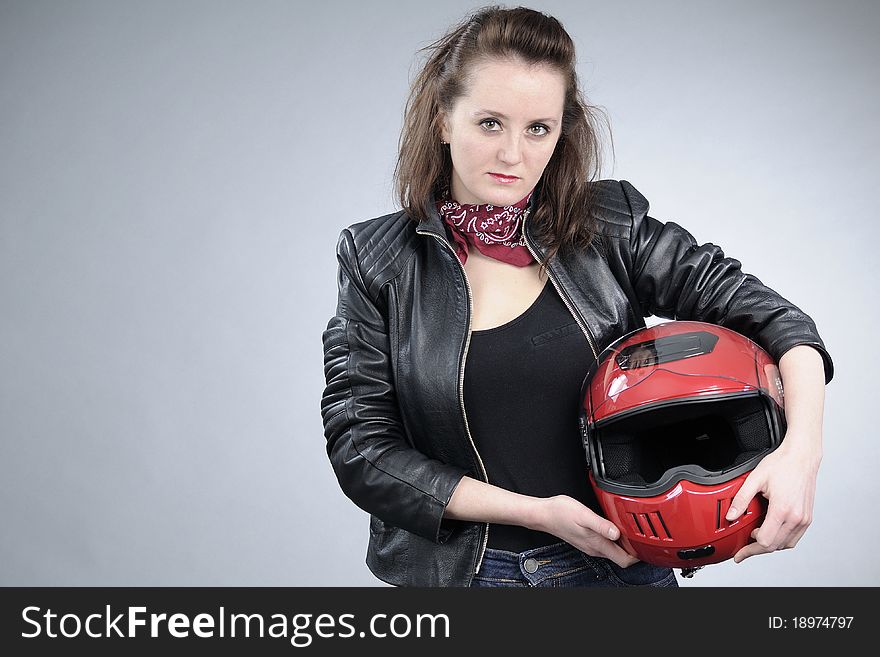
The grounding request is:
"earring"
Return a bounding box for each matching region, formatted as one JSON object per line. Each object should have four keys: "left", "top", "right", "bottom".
{"left": 440, "top": 140, "right": 448, "bottom": 145}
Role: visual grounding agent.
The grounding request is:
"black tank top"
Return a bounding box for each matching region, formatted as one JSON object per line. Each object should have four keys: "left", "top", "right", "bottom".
{"left": 463, "top": 280, "right": 603, "bottom": 552}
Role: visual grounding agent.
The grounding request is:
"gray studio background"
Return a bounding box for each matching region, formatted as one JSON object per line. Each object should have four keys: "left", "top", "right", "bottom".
{"left": 1, "top": 0, "right": 876, "bottom": 586}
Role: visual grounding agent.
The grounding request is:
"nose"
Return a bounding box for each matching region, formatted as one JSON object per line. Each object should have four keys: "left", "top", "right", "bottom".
{"left": 497, "top": 132, "right": 523, "bottom": 166}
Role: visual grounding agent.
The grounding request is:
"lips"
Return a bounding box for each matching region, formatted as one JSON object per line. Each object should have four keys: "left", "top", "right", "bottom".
{"left": 489, "top": 172, "right": 519, "bottom": 182}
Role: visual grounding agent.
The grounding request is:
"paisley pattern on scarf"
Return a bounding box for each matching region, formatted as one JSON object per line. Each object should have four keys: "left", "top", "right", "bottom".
{"left": 435, "top": 187, "right": 536, "bottom": 266}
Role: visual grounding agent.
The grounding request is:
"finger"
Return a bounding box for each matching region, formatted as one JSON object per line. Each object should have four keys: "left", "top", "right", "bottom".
{"left": 754, "top": 511, "right": 785, "bottom": 551}
{"left": 601, "top": 541, "right": 639, "bottom": 568}
{"left": 726, "top": 474, "right": 764, "bottom": 521}
{"left": 733, "top": 540, "right": 771, "bottom": 563}
{"left": 569, "top": 533, "right": 630, "bottom": 566}
{"left": 579, "top": 532, "right": 638, "bottom": 567}
{"left": 744, "top": 521, "right": 806, "bottom": 561}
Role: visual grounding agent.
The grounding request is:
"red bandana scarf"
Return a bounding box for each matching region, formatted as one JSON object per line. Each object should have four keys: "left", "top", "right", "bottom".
{"left": 434, "top": 187, "right": 536, "bottom": 266}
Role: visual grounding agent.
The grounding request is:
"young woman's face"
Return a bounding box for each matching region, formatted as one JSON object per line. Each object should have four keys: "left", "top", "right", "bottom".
{"left": 440, "top": 58, "right": 566, "bottom": 206}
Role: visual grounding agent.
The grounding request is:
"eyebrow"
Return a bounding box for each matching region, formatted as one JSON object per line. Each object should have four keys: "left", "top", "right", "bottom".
{"left": 471, "top": 109, "right": 559, "bottom": 125}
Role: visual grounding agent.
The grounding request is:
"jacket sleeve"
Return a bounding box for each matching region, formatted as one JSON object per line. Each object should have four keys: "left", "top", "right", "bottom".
{"left": 619, "top": 180, "right": 834, "bottom": 384}
{"left": 320, "top": 228, "right": 470, "bottom": 543}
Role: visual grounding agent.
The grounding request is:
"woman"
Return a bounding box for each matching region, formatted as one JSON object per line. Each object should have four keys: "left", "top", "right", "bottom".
{"left": 320, "top": 6, "right": 832, "bottom": 587}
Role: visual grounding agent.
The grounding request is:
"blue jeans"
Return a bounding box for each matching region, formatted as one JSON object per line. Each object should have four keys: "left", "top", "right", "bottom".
{"left": 469, "top": 541, "right": 678, "bottom": 588}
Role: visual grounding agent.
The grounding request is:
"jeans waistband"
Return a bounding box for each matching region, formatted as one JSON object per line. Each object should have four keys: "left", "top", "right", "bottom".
{"left": 477, "top": 541, "right": 606, "bottom": 586}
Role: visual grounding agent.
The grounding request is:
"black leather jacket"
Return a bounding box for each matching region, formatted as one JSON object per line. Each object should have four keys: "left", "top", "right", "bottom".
{"left": 320, "top": 179, "right": 833, "bottom": 587}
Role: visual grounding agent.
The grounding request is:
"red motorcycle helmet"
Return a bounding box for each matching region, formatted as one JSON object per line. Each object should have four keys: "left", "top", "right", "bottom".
{"left": 579, "top": 321, "right": 786, "bottom": 572}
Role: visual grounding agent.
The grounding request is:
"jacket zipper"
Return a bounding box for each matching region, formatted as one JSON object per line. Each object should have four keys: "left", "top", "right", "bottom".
{"left": 416, "top": 228, "right": 491, "bottom": 575}
{"left": 522, "top": 211, "right": 599, "bottom": 360}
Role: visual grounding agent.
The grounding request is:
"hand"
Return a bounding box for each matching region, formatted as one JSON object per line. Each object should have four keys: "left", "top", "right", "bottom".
{"left": 531, "top": 495, "right": 639, "bottom": 568}
{"left": 726, "top": 436, "right": 822, "bottom": 563}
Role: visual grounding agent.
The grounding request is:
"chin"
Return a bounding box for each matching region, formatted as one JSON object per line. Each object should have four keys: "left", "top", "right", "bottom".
{"left": 480, "top": 186, "right": 524, "bottom": 207}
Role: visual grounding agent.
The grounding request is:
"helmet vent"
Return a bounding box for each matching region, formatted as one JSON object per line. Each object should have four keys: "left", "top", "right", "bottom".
{"left": 716, "top": 499, "right": 730, "bottom": 530}
{"left": 630, "top": 512, "right": 672, "bottom": 540}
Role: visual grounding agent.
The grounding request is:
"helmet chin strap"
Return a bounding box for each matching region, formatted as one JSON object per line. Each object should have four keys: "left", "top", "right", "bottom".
{"left": 679, "top": 565, "right": 705, "bottom": 578}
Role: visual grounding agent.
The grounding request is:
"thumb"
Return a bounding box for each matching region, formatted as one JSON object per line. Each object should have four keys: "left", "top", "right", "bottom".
{"left": 605, "top": 523, "right": 621, "bottom": 541}
{"left": 595, "top": 519, "right": 622, "bottom": 541}
{"left": 726, "top": 473, "right": 763, "bottom": 521}
{"left": 577, "top": 511, "right": 621, "bottom": 541}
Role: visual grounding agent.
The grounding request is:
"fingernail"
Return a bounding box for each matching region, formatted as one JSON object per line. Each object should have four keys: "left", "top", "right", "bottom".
{"left": 726, "top": 506, "right": 738, "bottom": 521}
{"left": 607, "top": 527, "right": 619, "bottom": 540}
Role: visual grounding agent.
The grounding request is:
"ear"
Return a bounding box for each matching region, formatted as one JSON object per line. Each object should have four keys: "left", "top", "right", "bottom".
{"left": 438, "top": 111, "right": 451, "bottom": 143}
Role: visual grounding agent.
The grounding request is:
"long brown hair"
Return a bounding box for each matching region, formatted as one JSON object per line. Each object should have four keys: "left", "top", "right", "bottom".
{"left": 394, "top": 5, "right": 612, "bottom": 269}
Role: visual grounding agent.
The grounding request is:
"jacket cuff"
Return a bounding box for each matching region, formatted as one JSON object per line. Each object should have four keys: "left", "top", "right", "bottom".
{"left": 770, "top": 339, "right": 834, "bottom": 385}
{"left": 431, "top": 469, "right": 470, "bottom": 544}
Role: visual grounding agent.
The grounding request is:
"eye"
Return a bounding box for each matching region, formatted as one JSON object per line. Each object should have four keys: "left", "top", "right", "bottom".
{"left": 529, "top": 124, "right": 550, "bottom": 136}
{"left": 479, "top": 119, "right": 501, "bottom": 131}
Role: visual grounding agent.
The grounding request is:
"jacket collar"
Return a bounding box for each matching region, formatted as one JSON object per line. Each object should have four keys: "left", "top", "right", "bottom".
{"left": 415, "top": 189, "right": 447, "bottom": 240}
